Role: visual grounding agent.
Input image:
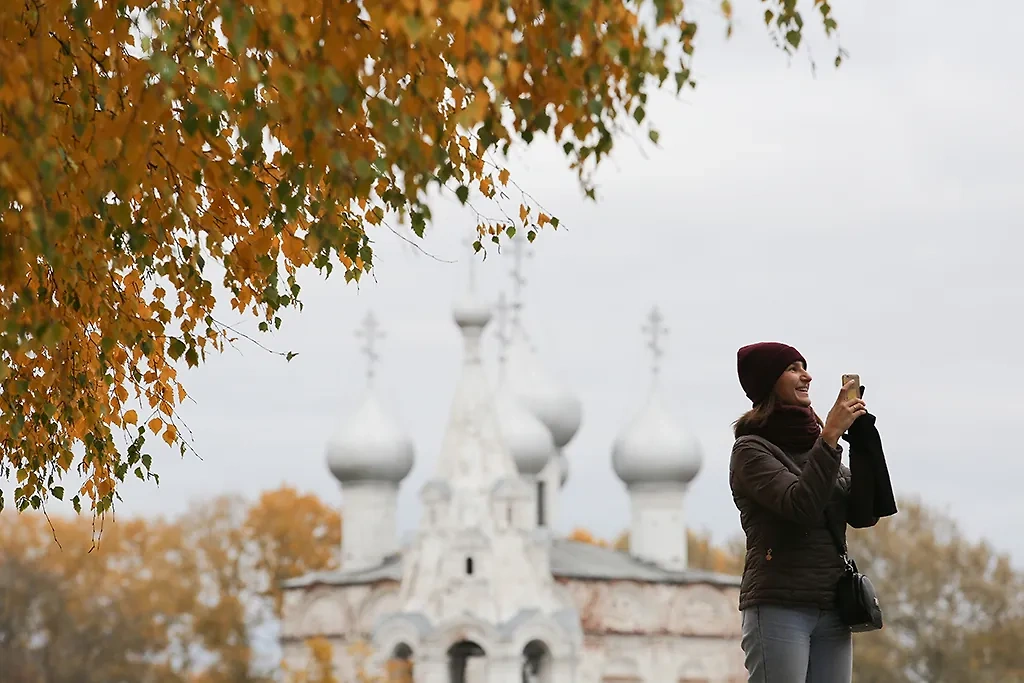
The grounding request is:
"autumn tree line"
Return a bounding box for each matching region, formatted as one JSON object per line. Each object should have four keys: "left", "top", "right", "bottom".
{"left": 0, "top": 487, "right": 1021, "bottom": 682}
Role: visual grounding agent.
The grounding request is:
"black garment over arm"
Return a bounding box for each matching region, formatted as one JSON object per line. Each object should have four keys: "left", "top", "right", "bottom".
{"left": 843, "top": 412, "right": 898, "bottom": 521}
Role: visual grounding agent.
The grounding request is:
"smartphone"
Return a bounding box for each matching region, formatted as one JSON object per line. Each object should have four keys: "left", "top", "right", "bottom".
{"left": 841, "top": 374, "right": 861, "bottom": 401}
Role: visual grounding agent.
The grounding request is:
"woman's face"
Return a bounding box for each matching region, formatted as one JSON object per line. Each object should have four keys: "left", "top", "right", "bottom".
{"left": 774, "top": 361, "right": 813, "bottom": 407}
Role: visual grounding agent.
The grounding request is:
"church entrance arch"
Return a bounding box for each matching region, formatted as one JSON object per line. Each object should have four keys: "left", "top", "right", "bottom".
{"left": 386, "top": 642, "right": 414, "bottom": 682}
{"left": 521, "top": 639, "right": 553, "bottom": 683}
{"left": 447, "top": 640, "right": 487, "bottom": 683}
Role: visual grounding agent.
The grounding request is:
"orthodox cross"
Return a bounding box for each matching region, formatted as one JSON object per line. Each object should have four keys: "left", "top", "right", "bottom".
{"left": 642, "top": 306, "right": 668, "bottom": 378}
{"left": 464, "top": 235, "right": 481, "bottom": 293}
{"left": 508, "top": 235, "right": 532, "bottom": 331}
{"left": 494, "top": 292, "right": 512, "bottom": 367}
{"left": 355, "top": 311, "right": 384, "bottom": 383}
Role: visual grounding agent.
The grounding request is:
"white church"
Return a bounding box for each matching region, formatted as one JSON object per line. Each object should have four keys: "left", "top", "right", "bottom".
{"left": 279, "top": 242, "right": 745, "bottom": 682}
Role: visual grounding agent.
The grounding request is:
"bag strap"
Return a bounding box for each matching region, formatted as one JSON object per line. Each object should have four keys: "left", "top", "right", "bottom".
{"left": 737, "top": 435, "right": 853, "bottom": 568}
{"left": 822, "top": 507, "right": 853, "bottom": 568}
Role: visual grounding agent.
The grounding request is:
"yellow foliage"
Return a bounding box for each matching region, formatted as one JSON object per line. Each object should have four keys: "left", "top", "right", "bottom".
{"left": 246, "top": 485, "right": 342, "bottom": 615}
{"left": 0, "top": 0, "right": 841, "bottom": 516}
{"left": 568, "top": 527, "right": 609, "bottom": 547}
{"left": 0, "top": 484, "right": 341, "bottom": 682}
{"left": 572, "top": 527, "right": 743, "bottom": 575}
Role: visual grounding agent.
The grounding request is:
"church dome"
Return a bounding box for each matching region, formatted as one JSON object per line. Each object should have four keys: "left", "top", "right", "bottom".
{"left": 326, "top": 390, "right": 415, "bottom": 484}
{"left": 453, "top": 291, "right": 492, "bottom": 330}
{"left": 504, "top": 336, "right": 582, "bottom": 449}
{"left": 495, "top": 386, "right": 555, "bottom": 476}
{"left": 611, "top": 390, "right": 702, "bottom": 487}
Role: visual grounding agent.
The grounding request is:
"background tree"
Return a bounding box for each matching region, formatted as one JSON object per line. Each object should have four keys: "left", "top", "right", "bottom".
{"left": 245, "top": 485, "right": 342, "bottom": 616}
{"left": 568, "top": 527, "right": 609, "bottom": 548}
{"left": 848, "top": 499, "right": 1024, "bottom": 683}
{"left": 0, "top": 0, "right": 842, "bottom": 516}
{"left": 0, "top": 484, "right": 341, "bottom": 682}
{"left": 572, "top": 527, "right": 743, "bottom": 574}
{"left": 0, "top": 512, "right": 197, "bottom": 683}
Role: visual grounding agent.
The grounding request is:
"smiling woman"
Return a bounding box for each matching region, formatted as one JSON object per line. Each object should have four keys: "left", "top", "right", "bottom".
{"left": 728, "top": 341, "right": 879, "bottom": 683}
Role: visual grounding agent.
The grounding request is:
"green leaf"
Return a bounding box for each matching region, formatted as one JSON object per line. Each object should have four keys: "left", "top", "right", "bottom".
{"left": 506, "top": 226, "right": 516, "bottom": 239}
{"left": 455, "top": 185, "right": 469, "bottom": 204}
{"left": 550, "top": 217, "right": 560, "bottom": 228}
{"left": 786, "top": 30, "right": 801, "bottom": 49}
{"left": 142, "top": 453, "right": 152, "bottom": 470}
{"left": 286, "top": 351, "right": 299, "bottom": 361}
{"left": 52, "top": 486, "right": 64, "bottom": 500}
{"left": 168, "top": 338, "right": 186, "bottom": 360}
{"left": 72, "top": 494, "right": 82, "bottom": 513}
{"left": 648, "top": 129, "right": 661, "bottom": 144}
{"left": 633, "top": 106, "right": 646, "bottom": 124}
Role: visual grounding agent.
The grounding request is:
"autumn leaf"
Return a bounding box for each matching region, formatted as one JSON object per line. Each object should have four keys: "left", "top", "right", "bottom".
{"left": 123, "top": 410, "right": 138, "bottom": 425}
{"left": 162, "top": 424, "right": 177, "bottom": 446}
{"left": 449, "top": 0, "right": 474, "bottom": 24}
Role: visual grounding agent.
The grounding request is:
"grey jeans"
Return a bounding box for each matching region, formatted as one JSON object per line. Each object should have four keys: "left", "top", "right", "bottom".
{"left": 741, "top": 605, "right": 853, "bottom": 683}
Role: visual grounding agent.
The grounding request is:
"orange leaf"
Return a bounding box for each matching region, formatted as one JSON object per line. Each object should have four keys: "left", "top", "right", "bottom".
{"left": 124, "top": 410, "right": 138, "bottom": 425}
{"left": 162, "top": 424, "right": 177, "bottom": 445}
{"left": 148, "top": 417, "right": 163, "bottom": 434}
{"left": 449, "top": 0, "right": 473, "bottom": 23}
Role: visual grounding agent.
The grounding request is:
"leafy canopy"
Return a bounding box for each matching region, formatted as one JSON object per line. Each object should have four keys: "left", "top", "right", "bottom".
{"left": 0, "top": 0, "right": 840, "bottom": 514}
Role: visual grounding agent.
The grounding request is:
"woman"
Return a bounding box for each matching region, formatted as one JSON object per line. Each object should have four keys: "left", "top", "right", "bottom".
{"left": 729, "top": 341, "right": 880, "bottom": 683}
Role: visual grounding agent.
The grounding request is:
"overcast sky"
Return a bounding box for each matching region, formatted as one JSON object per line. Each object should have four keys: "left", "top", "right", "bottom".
{"left": 11, "top": 0, "right": 1022, "bottom": 566}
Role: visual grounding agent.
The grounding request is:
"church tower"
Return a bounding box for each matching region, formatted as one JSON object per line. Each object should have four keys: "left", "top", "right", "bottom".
{"left": 612, "top": 307, "right": 703, "bottom": 571}
{"left": 372, "top": 248, "right": 582, "bottom": 683}
{"left": 499, "top": 236, "right": 582, "bottom": 532}
{"left": 326, "top": 312, "right": 414, "bottom": 571}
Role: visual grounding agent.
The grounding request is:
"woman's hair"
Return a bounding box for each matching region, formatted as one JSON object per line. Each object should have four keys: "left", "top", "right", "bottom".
{"left": 733, "top": 391, "right": 824, "bottom": 438}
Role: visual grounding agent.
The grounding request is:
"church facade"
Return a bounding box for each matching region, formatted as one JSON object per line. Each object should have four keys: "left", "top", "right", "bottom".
{"left": 279, "top": 244, "right": 745, "bottom": 682}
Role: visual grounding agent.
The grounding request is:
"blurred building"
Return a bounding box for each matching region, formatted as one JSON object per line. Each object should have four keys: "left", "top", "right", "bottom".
{"left": 279, "top": 241, "right": 743, "bottom": 683}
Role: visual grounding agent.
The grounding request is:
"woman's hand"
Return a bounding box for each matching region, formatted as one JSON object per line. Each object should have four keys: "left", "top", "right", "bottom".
{"left": 822, "top": 380, "right": 867, "bottom": 448}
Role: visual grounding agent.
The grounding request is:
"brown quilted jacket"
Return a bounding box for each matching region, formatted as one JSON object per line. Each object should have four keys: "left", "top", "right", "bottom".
{"left": 729, "top": 435, "right": 879, "bottom": 611}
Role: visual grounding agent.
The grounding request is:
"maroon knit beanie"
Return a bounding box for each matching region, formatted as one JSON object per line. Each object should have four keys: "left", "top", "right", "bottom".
{"left": 737, "top": 342, "right": 807, "bottom": 406}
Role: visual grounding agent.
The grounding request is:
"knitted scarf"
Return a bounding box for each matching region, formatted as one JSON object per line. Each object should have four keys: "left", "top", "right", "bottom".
{"left": 750, "top": 405, "right": 822, "bottom": 453}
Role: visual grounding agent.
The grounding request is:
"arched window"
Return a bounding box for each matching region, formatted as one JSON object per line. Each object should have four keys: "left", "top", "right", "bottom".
{"left": 522, "top": 640, "right": 553, "bottom": 683}
{"left": 386, "top": 643, "right": 414, "bottom": 683}
{"left": 447, "top": 640, "right": 486, "bottom": 683}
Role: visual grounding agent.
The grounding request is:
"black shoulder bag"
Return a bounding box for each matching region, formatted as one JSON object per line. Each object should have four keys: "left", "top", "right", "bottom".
{"left": 824, "top": 510, "right": 884, "bottom": 632}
